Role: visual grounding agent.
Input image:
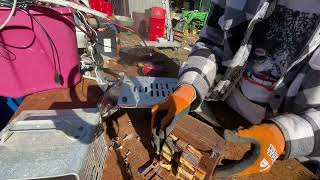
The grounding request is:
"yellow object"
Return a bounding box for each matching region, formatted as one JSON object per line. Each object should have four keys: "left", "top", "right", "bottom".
{"left": 177, "top": 167, "right": 194, "bottom": 180}
{"left": 169, "top": 134, "right": 179, "bottom": 141}
{"left": 161, "top": 151, "right": 172, "bottom": 162}
{"left": 137, "top": 62, "right": 144, "bottom": 68}
{"left": 161, "top": 144, "right": 173, "bottom": 162}
{"left": 179, "top": 156, "right": 195, "bottom": 172}
{"left": 194, "top": 168, "right": 206, "bottom": 180}
{"left": 183, "top": 29, "right": 189, "bottom": 36}
{"left": 162, "top": 144, "right": 172, "bottom": 155}
{"left": 159, "top": 161, "right": 172, "bottom": 171}
{"left": 187, "top": 145, "right": 202, "bottom": 159}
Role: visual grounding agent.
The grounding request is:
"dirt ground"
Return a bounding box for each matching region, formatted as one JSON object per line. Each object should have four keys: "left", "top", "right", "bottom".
{"left": 115, "top": 33, "right": 318, "bottom": 180}
{"left": 119, "top": 33, "right": 196, "bottom": 62}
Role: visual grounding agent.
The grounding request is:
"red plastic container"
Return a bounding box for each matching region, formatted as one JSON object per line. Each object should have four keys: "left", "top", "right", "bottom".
{"left": 89, "top": 0, "right": 113, "bottom": 16}
{"left": 0, "top": 7, "right": 80, "bottom": 98}
{"left": 102, "top": 2, "right": 113, "bottom": 16}
{"left": 148, "top": 7, "right": 166, "bottom": 41}
{"left": 89, "top": 0, "right": 97, "bottom": 9}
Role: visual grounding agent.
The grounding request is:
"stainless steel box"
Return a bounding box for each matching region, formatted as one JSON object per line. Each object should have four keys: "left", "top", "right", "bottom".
{"left": 0, "top": 108, "right": 107, "bottom": 180}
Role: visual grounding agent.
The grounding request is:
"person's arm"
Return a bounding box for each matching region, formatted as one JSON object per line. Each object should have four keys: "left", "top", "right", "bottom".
{"left": 150, "top": 0, "right": 226, "bottom": 155}
{"left": 270, "top": 108, "right": 320, "bottom": 159}
{"left": 177, "top": 0, "right": 225, "bottom": 110}
{"left": 214, "top": 108, "right": 320, "bottom": 178}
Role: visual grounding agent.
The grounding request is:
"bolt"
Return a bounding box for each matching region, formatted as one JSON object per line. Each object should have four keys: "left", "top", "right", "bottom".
{"left": 126, "top": 150, "right": 131, "bottom": 156}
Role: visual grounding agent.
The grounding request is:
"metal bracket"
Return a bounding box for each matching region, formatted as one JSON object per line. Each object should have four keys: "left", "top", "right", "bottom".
{"left": 99, "top": 76, "right": 178, "bottom": 118}
{"left": 117, "top": 76, "right": 178, "bottom": 108}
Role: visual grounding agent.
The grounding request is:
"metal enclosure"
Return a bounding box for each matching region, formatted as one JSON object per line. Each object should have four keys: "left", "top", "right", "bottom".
{"left": 0, "top": 108, "right": 107, "bottom": 180}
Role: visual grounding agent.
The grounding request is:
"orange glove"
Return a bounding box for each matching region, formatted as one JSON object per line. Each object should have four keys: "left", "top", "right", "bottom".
{"left": 151, "top": 84, "right": 196, "bottom": 155}
{"left": 215, "top": 123, "right": 285, "bottom": 178}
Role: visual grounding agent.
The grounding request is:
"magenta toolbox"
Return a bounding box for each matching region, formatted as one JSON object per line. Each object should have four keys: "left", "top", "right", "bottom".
{"left": 0, "top": 6, "right": 80, "bottom": 98}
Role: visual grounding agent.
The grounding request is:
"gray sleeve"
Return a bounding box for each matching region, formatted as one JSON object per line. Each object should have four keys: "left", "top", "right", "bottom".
{"left": 270, "top": 108, "right": 320, "bottom": 159}
{"left": 177, "top": 1, "right": 225, "bottom": 110}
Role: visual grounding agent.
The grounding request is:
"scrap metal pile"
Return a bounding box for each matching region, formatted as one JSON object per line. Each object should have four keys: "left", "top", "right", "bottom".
{"left": 141, "top": 134, "right": 211, "bottom": 180}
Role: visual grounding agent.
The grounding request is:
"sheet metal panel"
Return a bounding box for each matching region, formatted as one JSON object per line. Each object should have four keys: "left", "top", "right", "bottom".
{"left": 128, "top": 0, "right": 163, "bottom": 15}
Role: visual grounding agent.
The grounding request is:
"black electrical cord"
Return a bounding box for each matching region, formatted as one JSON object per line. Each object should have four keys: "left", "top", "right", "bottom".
{"left": 0, "top": 2, "right": 61, "bottom": 84}
{"left": 74, "top": 11, "right": 97, "bottom": 41}
{"left": 27, "top": 11, "right": 62, "bottom": 85}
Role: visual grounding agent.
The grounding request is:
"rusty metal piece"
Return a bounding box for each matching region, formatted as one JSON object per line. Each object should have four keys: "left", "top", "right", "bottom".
{"left": 138, "top": 159, "right": 161, "bottom": 180}
{"left": 122, "top": 133, "right": 134, "bottom": 142}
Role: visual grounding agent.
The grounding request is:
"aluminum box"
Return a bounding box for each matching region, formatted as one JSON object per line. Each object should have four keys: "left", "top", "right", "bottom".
{"left": 0, "top": 108, "right": 107, "bottom": 180}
